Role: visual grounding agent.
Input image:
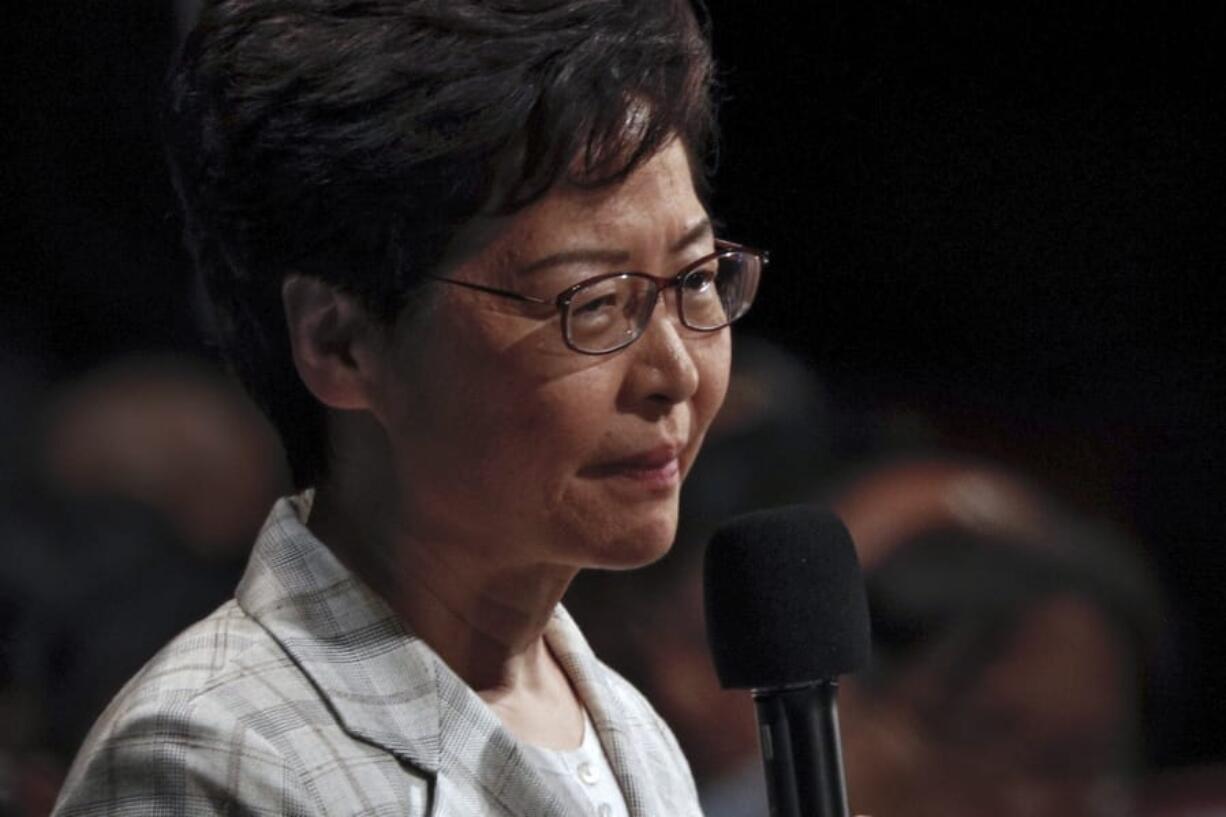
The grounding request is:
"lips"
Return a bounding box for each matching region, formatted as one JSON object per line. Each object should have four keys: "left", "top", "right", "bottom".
{"left": 584, "top": 443, "right": 684, "bottom": 491}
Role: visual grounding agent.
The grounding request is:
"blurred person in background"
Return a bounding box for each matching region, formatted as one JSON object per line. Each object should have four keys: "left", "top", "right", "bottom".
{"left": 39, "top": 355, "right": 288, "bottom": 562}
{"left": 831, "top": 457, "right": 1166, "bottom": 817}
{"left": 1, "top": 354, "right": 287, "bottom": 817}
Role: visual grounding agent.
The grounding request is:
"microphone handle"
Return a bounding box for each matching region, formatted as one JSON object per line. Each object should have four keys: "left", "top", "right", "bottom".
{"left": 752, "top": 681, "right": 850, "bottom": 817}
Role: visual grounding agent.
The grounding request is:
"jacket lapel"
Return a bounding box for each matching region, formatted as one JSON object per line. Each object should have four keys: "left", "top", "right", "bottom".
{"left": 432, "top": 652, "right": 569, "bottom": 817}
{"left": 236, "top": 495, "right": 443, "bottom": 774}
{"left": 545, "top": 607, "right": 661, "bottom": 817}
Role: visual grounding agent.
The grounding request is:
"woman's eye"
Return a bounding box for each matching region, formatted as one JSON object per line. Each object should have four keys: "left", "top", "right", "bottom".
{"left": 684, "top": 268, "right": 718, "bottom": 293}
{"left": 574, "top": 293, "right": 620, "bottom": 315}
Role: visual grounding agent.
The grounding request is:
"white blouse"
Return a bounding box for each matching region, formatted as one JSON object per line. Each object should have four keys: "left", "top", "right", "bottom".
{"left": 521, "top": 710, "right": 631, "bottom": 817}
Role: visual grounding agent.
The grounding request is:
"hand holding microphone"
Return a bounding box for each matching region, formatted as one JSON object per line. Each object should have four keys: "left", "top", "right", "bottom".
{"left": 704, "top": 506, "right": 871, "bottom": 817}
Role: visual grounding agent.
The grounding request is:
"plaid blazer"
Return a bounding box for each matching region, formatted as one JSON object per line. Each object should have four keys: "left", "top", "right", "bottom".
{"left": 53, "top": 495, "right": 704, "bottom": 816}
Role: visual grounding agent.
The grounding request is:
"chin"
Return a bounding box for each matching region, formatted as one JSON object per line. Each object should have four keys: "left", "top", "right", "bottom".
{"left": 575, "top": 508, "right": 679, "bottom": 571}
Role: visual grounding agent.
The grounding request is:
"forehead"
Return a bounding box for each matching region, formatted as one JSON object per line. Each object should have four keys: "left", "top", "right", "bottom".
{"left": 468, "top": 141, "right": 707, "bottom": 279}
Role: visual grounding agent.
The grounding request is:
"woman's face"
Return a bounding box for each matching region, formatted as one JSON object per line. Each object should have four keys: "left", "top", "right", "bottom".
{"left": 369, "top": 140, "right": 731, "bottom": 569}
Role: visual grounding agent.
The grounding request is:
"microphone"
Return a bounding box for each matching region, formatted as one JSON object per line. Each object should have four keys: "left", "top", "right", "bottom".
{"left": 703, "top": 506, "right": 870, "bottom": 817}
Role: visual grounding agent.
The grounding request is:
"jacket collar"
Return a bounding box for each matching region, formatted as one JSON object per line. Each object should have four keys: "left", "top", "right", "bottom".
{"left": 544, "top": 604, "right": 660, "bottom": 816}
{"left": 235, "top": 494, "right": 661, "bottom": 817}
{"left": 236, "top": 493, "right": 445, "bottom": 773}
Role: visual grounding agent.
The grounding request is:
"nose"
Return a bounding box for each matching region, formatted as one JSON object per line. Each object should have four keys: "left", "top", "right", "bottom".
{"left": 622, "top": 295, "right": 702, "bottom": 409}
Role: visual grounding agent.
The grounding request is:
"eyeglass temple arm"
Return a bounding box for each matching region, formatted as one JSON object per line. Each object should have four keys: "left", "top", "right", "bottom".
{"left": 423, "top": 274, "right": 554, "bottom": 306}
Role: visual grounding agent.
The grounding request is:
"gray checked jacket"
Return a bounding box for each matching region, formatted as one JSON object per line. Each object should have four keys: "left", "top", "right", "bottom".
{"left": 53, "top": 494, "right": 704, "bottom": 816}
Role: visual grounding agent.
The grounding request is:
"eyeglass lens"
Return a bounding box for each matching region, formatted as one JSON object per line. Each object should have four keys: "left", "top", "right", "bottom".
{"left": 565, "top": 250, "right": 762, "bottom": 354}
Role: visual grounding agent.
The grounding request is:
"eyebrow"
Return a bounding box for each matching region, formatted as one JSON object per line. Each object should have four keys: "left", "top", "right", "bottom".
{"left": 515, "top": 218, "right": 714, "bottom": 277}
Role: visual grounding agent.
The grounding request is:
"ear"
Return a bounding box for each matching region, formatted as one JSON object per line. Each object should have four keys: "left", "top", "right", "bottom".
{"left": 281, "top": 275, "right": 385, "bottom": 411}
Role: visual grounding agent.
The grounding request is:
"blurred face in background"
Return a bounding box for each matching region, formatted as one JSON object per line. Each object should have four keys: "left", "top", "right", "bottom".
{"left": 42, "top": 360, "right": 288, "bottom": 560}
{"left": 842, "top": 594, "right": 1135, "bottom": 817}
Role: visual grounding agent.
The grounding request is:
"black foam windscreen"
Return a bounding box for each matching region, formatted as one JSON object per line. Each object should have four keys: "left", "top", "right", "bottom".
{"left": 703, "top": 506, "right": 871, "bottom": 689}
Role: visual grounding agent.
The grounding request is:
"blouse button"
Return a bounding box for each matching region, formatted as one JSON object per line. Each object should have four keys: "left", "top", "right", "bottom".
{"left": 577, "top": 761, "right": 598, "bottom": 786}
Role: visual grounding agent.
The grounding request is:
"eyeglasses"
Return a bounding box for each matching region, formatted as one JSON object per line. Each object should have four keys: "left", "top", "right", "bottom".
{"left": 426, "top": 239, "right": 767, "bottom": 355}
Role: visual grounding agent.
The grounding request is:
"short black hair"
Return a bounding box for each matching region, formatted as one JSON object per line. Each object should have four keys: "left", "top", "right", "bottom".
{"left": 165, "top": 0, "right": 718, "bottom": 489}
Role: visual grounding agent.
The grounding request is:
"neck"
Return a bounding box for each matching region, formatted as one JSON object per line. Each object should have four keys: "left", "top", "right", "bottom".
{"left": 307, "top": 460, "right": 578, "bottom": 695}
{"left": 304, "top": 413, "right": 587, "bottom": 748}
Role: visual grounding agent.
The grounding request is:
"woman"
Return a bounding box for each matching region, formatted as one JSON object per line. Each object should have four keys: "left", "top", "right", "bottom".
{"left": 53, "top": 1, "right": 765, "bottom": 815}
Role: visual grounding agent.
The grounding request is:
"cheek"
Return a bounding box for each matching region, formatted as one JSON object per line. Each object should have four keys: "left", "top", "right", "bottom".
{"left": 382, "top": 364, "right": 588, "bottom": 549}
{"left": 424, "top": 353, "right": 610, "bottom": 505}
{"left": 522, "top": 371, "right": 622, "bottom": 475}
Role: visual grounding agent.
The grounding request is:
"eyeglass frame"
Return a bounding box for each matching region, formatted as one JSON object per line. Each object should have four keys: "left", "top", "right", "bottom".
{"left": 424, "top": 238, "right": 769, "bottom": 355}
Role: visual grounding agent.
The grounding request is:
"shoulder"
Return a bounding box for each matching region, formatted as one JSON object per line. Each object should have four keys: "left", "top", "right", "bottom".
{"left": 53, "top": 601, "right": 431, "bottom": 817}
{"left": 54, "top": 601, "right": 312, "bottom": 815}
{"left": 73, "top": 599, "right": 308, "bottom": 740}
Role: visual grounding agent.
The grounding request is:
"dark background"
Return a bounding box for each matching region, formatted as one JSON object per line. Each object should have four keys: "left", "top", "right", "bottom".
{"left": 3, "top": 0, "right": 1223, "bottom": 769}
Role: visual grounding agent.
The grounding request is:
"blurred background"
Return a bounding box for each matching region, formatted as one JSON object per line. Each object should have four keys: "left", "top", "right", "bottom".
{"left": 2, "top": 1, "right": 1223, "bottom": 815}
